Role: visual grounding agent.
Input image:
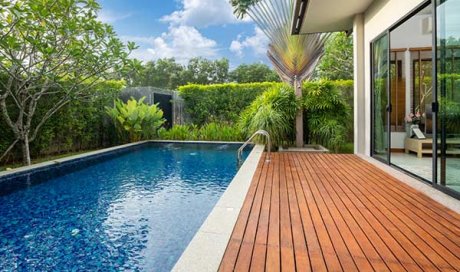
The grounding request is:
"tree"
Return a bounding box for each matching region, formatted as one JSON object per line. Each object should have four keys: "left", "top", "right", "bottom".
{"left": 126, "top": 58, "right": 185, "bottom": 89}
{"left": 230, "top": 0, "right": 262, "bottom": 18}
{"left": 315, "top": 32, "right": 353, "bottom": 80}
{"left": 153, "top": 58, "right": 186, "bottom": 89}
{"left": 127, "top": 57, "right": 230, "bottom": 89}
{"left": 231, "top": 0, "right": 329, "bottom": 147}
{"left": 229, "top": 63, "right": 280, "bottom": 83}
{"left": 186, "top": 57, "right": 229, "bottom": 85}
{"left": 0, "top": 0, "right": 136, "bottom": 165}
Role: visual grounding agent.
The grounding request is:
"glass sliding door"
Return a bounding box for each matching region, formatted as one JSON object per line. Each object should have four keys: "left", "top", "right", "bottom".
{"left": 369, "top": 0, "right": 460, "bottom": 198}
{"left": 389, "top": 3, "right": 434, "bottom": 183}
{"left": 436, "top": 0, "right": 460, "bottom": 193}
{"left": 372, "top": 34, "right": 390, "bottom": 162}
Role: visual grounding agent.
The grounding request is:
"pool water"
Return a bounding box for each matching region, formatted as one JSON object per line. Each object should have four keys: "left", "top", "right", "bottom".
{"left": 0, "top": 143, "right": 248, "bottom": 271}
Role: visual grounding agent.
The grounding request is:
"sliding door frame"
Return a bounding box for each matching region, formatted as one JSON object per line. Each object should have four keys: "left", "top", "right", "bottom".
{"left": 370, "top": 31, "right": 391, "bottom": 164}
{"left": 370, "top": 0, "right": 460, "bottom": 199}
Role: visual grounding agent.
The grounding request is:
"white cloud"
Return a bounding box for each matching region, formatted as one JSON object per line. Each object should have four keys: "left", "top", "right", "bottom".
{"left": 230, "top": 27, "right": 269, "bottom": 57}
{"left": 98, "top": 10, "right": 132, "bottom": 23}
{"left": 161, "top": 0, "right": 251, "bottom": 28}
{"left": 122, "top": 25, "right": 218, "bottom": 64}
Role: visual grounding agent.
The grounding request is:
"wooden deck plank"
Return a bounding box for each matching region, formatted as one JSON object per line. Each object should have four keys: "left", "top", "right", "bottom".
{"left": 299, "top": 154, "right": 360, "bottom": 272}
{"left": 279, "top": 153, "right": 296, "bottom": 271}
{"left": 303, "top": 154, "right": 387, "bottom": 272}
{"left": 219, "top": 154, "right": 266, "bottom": 272}
{"left": 333, "top": 155, "right": 459, "bottom": 270}
{"left": 324, "top": 155, "right": 452, "bottom": 271}
{"left": 346, "top": 155, "right": 460, "bottom": 224}
{"left": 266, "top": 153, "right": 281, "bottom": 272}
{"left": 343, "top": 155, "right": 460, "bottom": 247}
{"left": 234, "top": 153, "right": 270, "bottom": 271}
{"left": 290, "top": 154, "right": 328, "bottom": 271}
{"left": 250, "top": 152, "right": 274, "bottom": 271}
{"left": 317, "top": 154, "right": 437, "bottom": 271}
{"left": 219, "top": 153, "right": 460, "bottom": 272}
{"left": 313, "top": 154, "right": 409, "bottom": 272}
{"left": 284, "top": 153, "right": 310, "bottom": 271}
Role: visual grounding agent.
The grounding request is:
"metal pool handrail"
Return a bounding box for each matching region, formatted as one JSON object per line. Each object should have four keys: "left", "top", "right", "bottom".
{"left": 237, "top": 130, "right": 271, "bottom": 164}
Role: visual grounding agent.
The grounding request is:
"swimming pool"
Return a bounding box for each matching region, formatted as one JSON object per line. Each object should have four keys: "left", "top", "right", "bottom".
{"left": 0, "top": 142, "right": 251, "bottom": 271}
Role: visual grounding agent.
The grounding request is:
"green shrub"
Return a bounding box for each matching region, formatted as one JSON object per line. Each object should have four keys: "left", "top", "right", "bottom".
{"left": 158, "top": 122, "right": 243, "bottom": 141}
{"left": 158, "top": 125, "right": 198, "bottom": 140}
{"left": 179, "top": 82, "right": 281, "bottom": 125}
{"left": 238, "top": 85, "right": 299, "bottom": 148}
{"left": 106, "top": 97, "right": 165, "bottom": 142}
{"left": 332, "top": 80, "right": 354, "bottom": 108}
{"left": 198, "top": 122, "right": 243, "bottom": 141}
{"left": 303, "top": 80, "right": 351, "bottom": 152}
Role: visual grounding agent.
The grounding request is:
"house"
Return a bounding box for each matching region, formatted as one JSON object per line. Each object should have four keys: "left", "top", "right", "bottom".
{"left": 292, "top": 0, "right": 460, "bottom": 199}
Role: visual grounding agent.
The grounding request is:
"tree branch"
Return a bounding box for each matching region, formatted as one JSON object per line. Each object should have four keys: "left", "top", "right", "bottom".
{"left": 30, "top": 98, "right": 70, "bottom": 142}
{"left": 0, "top": 139, "right": 20, "bottom": 163}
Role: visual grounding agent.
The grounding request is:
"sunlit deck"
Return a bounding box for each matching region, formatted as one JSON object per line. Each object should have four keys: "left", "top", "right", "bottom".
{"left": 219, "top": 153, "right": 460, "bottom": 271}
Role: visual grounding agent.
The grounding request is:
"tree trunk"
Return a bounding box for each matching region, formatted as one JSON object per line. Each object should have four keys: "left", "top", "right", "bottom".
{"left": 294, "top": 77, "right": 304, "bottom": 148}
{"left": 21, "top": 135, "right": 31, "bottom": 166}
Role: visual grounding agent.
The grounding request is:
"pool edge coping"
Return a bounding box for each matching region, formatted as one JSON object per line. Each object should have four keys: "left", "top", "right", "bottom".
{"left": 172, "top": 144, "right": 265, "bottom": 272}
{"left": 0, "top": 141, "right": 149, "bottom": 178}
{"left": 0, "top": 140, "right": 246, "bottom": 178}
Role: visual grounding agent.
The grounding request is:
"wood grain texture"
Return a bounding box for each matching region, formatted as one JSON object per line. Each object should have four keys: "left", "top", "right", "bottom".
{"left": 218, "top": 153, "right": 460, "bottom": 272}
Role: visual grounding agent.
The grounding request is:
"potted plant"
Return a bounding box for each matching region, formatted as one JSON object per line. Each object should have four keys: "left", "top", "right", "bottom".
{"left": 405, "top": 111, "right": 422, "bottom": 138}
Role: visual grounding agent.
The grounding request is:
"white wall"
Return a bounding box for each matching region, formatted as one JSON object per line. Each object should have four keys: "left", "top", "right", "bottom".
{"left": 353, "top": 14, "right": 366, "bottom": 154}
{"left": 359, "top": 0, "right": 427, "bottom": 155}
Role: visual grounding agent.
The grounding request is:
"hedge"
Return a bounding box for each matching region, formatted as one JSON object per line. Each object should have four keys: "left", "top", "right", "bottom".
{"left": 178, "top": 82, "right": 281, "bottom": 125}
{"left": 179, "top": 81, "right": 353, "bottom": 126}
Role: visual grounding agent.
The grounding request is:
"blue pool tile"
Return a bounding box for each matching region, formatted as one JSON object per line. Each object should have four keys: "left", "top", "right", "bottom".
{"left": 0, "top": 143, "right": 251, "bottom": 271}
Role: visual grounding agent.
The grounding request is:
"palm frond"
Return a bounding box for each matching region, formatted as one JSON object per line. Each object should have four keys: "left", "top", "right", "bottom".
{"left": 247, "top": 0, "right": 330, "bottom": 84}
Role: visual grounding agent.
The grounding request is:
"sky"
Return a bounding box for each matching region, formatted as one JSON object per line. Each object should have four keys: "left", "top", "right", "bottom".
{"left": 97, "top": 0, "right": 270, "bottom": 69}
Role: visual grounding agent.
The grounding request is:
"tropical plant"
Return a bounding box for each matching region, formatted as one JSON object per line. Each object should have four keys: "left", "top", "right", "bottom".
{"left": 0, "top": 0, "right": 137, "bottom": 165}
{"left": 231, "top": 0, "right": 329, "bottom": 147}
{"left": 198, "top": 122, "right": 243, "bottom": 141}
{"left": 157, "top": 123, "right": 243, "bottom": 141}
{"left": 106, "top": 97, "right": 165, "bottom": 142}
{"left": 239, "top": 85, "right": 298, "bottom": 148}
{"left": 158, "top": 125, "right": 198, "bottom": 141}
{"left": 303, "top": 81, "right": 351, "bottom": 152}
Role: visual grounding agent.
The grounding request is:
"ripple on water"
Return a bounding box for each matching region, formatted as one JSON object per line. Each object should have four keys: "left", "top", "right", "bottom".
{"left": 0, "top": 143, "right": 249, "bottom": 271}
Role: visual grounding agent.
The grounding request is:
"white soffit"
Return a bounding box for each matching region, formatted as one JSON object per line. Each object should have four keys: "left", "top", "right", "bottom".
{"left": 299, "top": 0, "right": 374, "bottom": 33}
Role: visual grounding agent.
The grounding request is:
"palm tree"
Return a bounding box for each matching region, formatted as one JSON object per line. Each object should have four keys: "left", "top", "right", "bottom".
{"left": 231, "top": 0, "right": 329, "bottom": 147}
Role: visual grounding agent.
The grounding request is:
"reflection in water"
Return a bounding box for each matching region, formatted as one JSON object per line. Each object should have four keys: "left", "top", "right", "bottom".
{"left": 0, "top": 143, "right": 246, "bottom": 271}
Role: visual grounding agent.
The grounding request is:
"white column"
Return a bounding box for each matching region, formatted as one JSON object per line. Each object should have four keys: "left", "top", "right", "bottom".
{"left": 405, "top": 50, "right": 412, "bottom": 117}
{"left": 353, "top": 14, "right": 366, "bottom": 154}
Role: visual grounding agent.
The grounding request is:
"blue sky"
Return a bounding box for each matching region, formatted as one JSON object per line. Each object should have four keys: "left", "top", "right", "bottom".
{"left": 97, "top": 0, "right": 270, "bottom": 68}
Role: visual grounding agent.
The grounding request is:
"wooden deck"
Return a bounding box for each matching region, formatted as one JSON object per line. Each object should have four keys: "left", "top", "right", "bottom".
{"left": 219, "top": 153, "right": 460, "bottom": 272}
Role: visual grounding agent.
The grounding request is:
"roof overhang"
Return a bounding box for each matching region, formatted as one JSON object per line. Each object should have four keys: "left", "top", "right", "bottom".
{"left": 292, "top": 0, "right": 375, "bottom": 34}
